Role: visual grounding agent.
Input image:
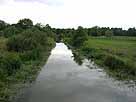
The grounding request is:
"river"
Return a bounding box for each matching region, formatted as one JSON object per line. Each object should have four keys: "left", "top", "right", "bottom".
{"left": 17, "top": 43, "right": 136, "bottom": 102}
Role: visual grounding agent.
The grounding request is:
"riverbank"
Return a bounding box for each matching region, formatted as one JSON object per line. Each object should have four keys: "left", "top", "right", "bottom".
{"left": 15, "top": 43, "right": 136, "bottom": 102}
{"left": 65, "top": 37, "right": 136, "bottom": 81}
{"left": 0, "top": 36, "right": 55, "bottom": 102}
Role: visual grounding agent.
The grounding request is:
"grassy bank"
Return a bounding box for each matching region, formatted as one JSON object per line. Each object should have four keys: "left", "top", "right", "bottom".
{"left": 80, "top": 37, "right": 136, "bottom": 80}
{"left": 64, "top": 36, "right": 136, "bottom": 81}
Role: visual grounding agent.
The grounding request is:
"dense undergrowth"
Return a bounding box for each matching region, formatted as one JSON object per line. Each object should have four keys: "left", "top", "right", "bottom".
{"left": 0, "top": 19, "right": 55, "bottom": 102}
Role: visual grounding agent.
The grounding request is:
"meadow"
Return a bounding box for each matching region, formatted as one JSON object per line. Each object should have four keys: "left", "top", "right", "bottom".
{"left": 81, "top": 37, "right": 136, "bottom": 80}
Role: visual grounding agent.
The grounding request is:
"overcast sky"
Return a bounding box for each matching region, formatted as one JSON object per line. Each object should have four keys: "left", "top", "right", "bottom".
{"left": 0, "top": 0, "right": 136, "bottom": 29}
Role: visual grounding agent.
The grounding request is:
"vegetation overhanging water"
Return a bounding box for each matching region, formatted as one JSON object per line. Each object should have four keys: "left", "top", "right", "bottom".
{"left": 0, "top": 18, "right": 136, "bottom": 102}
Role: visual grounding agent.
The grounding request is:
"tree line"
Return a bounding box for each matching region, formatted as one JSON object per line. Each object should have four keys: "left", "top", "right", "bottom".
{"left": 54, "top": 26, "right": 136, "bottom": 39}
{"left": 53, "top": 26, "right": 136, "bottom": 47}
{"left": 1, "top": 19, "right": 136, "bottom": 42}
{"left": 0, "top": 19, "right": 56, "bottom": 38}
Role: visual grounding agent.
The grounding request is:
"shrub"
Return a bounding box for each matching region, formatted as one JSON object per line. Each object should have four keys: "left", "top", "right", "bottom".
{"left": 0, "top": 53, "right": 22, "bottom": 76}
{"left": 3, "top": 26, "right": 20, "bottom": 38}
{"left": 81, "top": 46, "right": 99, "bottom": 59}
{"left": 124, "top": 61, "right": 136, "bottom": 76}
{"left": 7, "top": 28, "right": 47, "bottom": 52}
{"left": 104, "top": 55, "right": 125, "bottom": 70}
{"left": 103, "top": 55, "right": 136, "bottom": 79}
{"left": 81, "top": 46, "right": 106, "bottom": 65}
{"left": 82, "top": 46, "right": 95, "bottom": 55}
{"left": 72, "top": 51, "right": 83, "bottom": 65}
{"left": 47, "top": 37, "right": 55, "bottom": 48}
{"left": 20, "top": 48, "right": 41, "bottom": 61}
{"left": 72, "top": 26, "right": 88, "bottom": 47}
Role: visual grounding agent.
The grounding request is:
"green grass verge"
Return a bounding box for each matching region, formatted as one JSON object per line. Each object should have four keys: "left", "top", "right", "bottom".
{"left": 81, "top": 37, "right": 136, "bottom": 81}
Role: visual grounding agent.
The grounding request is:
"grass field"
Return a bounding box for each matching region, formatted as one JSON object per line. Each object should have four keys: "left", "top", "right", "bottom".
{"left": 85, "top": 37, "right": 136, "bottom": 60}
{"left": 91, "top": 36, "right": 136, "bottom": 41}
{"left": 81, "top": 37, "right": 136, "bottom": 80}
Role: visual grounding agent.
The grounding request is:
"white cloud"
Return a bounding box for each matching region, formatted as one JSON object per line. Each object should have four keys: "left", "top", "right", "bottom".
{"left": 0, "top": 0, "right": 5, "bottom": 4}
{"left": 0, "top": 0, "right": 13, "bottom": 4}
{"left": 0, "top": 0, "right": 136, "bottom": 29}
{"left": 14, "top": 0, "right": 64, "bottom": 6}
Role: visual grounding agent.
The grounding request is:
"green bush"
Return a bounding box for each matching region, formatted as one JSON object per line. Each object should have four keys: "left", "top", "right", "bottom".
{"left": 0, "top": 53, "right": 22, "bottom": 76}
{"left": 7, "top": 28, "right": 47, "bottom": 52}
{"left": 3, "top": 26, "right": 20, "bottom": 38}
{"left": 124, "top": 61, "right": 136, "bottom": 76}
{"left": 103, "top": 55, "right": 136, "bottom": 79}
{"left": 81, "top": 47, "right": 94, "bottom": 59}
{"left": 20, "top": 48, "right": 41, "bottom": 61}
{"left": 72, "top": 26, "right": 88, "bottom": 47}
{"left": 104, "top": 55, "right": 125, "bottom": 70}
{"left": 82, "top": 46, "right": 95, "bottom": 55}
{"left": 72, "top": 50, "right": 84, "bottom": 65}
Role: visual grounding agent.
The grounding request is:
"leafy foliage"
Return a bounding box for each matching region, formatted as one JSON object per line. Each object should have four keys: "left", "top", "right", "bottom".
{"left": 17, "top": 18, "right": 33, "bottom": 29}
{"left": 3, "top": 26, "right": 20, "bottom": 37}
{"left": 72, "top": 26, "right": 88, "bottom": 47}
{"left": 0, "top": 53, "right": 22, "bottom": 76}
{"left": 0, "top": 20, "right": 8, "bottom": 31}
{"left": 104, "top": 55, "right": 125, "bottom": 69}
{"left": 0, "top": 18, "right": 55, "bottom": 102}
{"left": 7, "top": 28, "right": 47, "bottom": 52}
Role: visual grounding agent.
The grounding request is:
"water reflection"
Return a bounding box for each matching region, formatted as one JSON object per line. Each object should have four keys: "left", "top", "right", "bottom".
{"left": 71, "top": 47, "right": 136, "bottom": 88}
{"left": 16, "top": 43, "right": 136, "bottom": 102}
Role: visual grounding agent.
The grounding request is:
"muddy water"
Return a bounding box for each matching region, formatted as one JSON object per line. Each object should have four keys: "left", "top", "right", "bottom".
{"left": 17, "top": 43, "right": 136, "bottom": 102}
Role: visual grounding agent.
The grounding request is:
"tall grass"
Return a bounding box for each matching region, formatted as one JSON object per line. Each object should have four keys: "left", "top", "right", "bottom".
{"left": 80, "top": 37, "right": 136, "bottom": 80}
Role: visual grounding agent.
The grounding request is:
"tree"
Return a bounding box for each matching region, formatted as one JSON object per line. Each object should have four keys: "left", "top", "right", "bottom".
{"left": 0, "top": 20, "right": 8, "bottom": 31}
{"left": 43, "top": 24, "right": 56, "bottom": 40}
{"left": 3, "top": 26, "right": 20, "bottom": 37}
{"left": 127, "top": 28, "right": 136, "bottom": 36}
{"left": 96, "top": 27, "right": 103, "bottom": 36}
{"left": 105, "top": 30, "right": 114, "bottom": 37}
{"left": 7, "top": 28, "right": 47, "bottom": 52}
{"left": 17, "top": 18, "right": 33, "bottom": 29}
{"left": 0, "top": 53, "right": 22, "bottom": 75}
{"left": 72, "top": 26, "right": 88, "bottom": 47}
{"left": 35, "top": 23, "right": 43, "bottom": 30}
{"left": 88, "top": 26, "right": 99, "bottom": 36}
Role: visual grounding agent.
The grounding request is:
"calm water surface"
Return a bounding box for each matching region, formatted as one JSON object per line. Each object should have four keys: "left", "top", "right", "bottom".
{"left": 17, "top": 43, "right": 136, "bottom": 102}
